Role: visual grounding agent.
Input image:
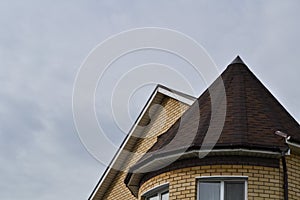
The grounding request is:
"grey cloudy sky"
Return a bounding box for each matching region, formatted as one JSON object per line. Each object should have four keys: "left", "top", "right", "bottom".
{"left": 0, "top": 1, "right": 299, "bottom": 199}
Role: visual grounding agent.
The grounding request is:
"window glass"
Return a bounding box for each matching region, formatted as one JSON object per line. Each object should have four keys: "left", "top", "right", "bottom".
{"left": 145, "top": 189, "right": 169, "bottom": 200}
{"left": 161, "top": 192, "right": 169, "bottom": 200}
{"left": 198, "top": 178, "right": 246, "bottom": 200}
{"left": 199, "top": 182, "right": 220, "bottom": 200}
{"left": 148, "top": 196, "right": 159, "bottom": 200}
{"left": 224, "top": 182, "right": 244, "bottom": 200}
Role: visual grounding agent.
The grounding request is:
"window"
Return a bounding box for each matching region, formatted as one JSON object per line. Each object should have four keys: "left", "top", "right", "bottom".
{"left": 198, "top": 177, "right": 247, "bottom": 200}
{"left": 142, "top": 183, "right": 169, "bottom": 200}
{"left": 146, "top": 191, "right": 169, "bottom": 200}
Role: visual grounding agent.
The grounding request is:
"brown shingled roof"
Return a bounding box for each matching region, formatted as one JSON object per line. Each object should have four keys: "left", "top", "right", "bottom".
{"left": 131, "top": 56, "right": 300, "bottom": 170}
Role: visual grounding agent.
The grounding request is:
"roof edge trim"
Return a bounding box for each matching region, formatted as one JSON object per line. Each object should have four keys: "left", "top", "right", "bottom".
{"left": 287, "top": 139, "right": 300, "bottom": 149}
{"left": 89, "top": 85, "right": 195, "bottom": 199}
{"left": 132, "top": 148, "right": 281, "bottom": 173}
{"left": 157, "top": 86, "right": 196, "bottom": 105}
{"left": 89, "top": 86, "right": 159, "bottom": 199}
{"left": 126, "top": 149, "right": 281, "bottom": 196}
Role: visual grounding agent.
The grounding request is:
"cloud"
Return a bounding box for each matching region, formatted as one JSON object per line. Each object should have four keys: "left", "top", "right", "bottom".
{"left": 0, "top": 0, "right": 299, "bottom": 199}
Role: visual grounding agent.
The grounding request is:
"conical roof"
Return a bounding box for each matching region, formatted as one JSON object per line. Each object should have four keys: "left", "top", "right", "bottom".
{"left": 134, "top": 56, "right": 300, "bottom": 166}
{"left": 230, "top": 55, "right": 245, "bottom": 65}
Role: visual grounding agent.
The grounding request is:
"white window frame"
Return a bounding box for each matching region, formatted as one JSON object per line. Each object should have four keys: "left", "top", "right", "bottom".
{"left": 146, "top": 189, "right": 169, "bottom": 200}
{"left": 197, "top": 176, "right": 248, "bottom": 200}
{"left": 141, "top": 183, "right": 169, "bottom": 200}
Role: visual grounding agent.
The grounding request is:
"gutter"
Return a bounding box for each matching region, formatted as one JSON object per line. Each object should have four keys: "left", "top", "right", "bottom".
{"left": 125, "top": 148, "right": 282, "bottom": 196}
{"left": 286, "top": 139, "right": 300, "bottom": 149}
{"left": 275, "top": 130, "right": 300, "bottom": 149}
{"left": 129, "top": 148, "right": 282, "bottom": 173}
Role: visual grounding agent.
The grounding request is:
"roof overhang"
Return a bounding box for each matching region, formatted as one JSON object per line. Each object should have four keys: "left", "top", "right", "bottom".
{"left": 126, "top": 148, "right": 282, "bottom": 196}
{"left": 132, "top": 148, "right": 281, "bottom": 173}
{"left": 89, "top": 85, "right": 196, "bottom": 200}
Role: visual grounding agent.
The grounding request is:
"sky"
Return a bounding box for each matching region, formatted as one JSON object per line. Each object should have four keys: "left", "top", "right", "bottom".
{"left": 0, "top": 1, "right": 299, "bottom": 199}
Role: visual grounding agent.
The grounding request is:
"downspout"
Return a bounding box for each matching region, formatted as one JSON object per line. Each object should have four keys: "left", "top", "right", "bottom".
{"left": 274, "top": 131, "right": 290, "bottom": 200}
{"left": 281, "top": 151, "right": 288, "bottom": 200}
{"left": 283, "top": 136, "right": 300, "bottom": 200}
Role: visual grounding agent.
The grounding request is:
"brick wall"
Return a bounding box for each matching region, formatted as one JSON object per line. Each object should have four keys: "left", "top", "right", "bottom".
{"left": 101, "top": 97, "right": 189, "bottom": 199}
{"left": 286, "top": 153, "right": 300, "bottom": 200}
{"left": 94, "top": 96, "right": 300, "bottom": 200}
{"left": 139, "top": 164, "right": 282, "bottom": 200}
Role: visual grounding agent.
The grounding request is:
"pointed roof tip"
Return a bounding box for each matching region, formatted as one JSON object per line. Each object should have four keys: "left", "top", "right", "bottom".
{"left": 229, "top": 55, "right": 246, "bottom": 65}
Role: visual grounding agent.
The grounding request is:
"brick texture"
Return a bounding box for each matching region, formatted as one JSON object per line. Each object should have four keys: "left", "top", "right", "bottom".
{"left": 101, "top": 97, "right": 189, "bottom": 199}
{"left": 286, "top": 153, "right": 300, "bottom": 200}
{"left": 139, "top": 165, "right": 282, "bottom": 200}
{"left": 137, "top": 153, "right": 300, "bottom": 200}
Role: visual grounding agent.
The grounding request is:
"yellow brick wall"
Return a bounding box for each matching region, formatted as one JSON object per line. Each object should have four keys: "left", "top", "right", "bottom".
{"left": 139, "top": 164, "right": 283, "bottom": 200}
{"left": 101, "top": 97, "right": 189, "bottom": 199}
{"left": 286, "top": 153, "right": 300, "bottom": 200}
{"left": 95, "top": 94, "right": 300, "bottom": 200}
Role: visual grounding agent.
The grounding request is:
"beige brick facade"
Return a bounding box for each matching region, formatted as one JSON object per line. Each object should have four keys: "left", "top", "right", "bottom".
{"left": 136, "top": 153, "right": 300, "bottom": 200}
{"left": 139, "top": 164, "right": 283, "bottom": 200}
{"left": 101, "top": 97, "right": 189, "bottom": 199}
{"left": 97, "top": 93, "right": 300, "bottom": 200}
{"left": 286, "top": 153, "right": 300, "bottom": 200}
{"left": 94, "top": 93, "right": 300, "bottom": 200}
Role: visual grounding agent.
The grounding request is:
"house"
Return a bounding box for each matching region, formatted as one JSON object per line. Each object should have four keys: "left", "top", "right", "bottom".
{"left": 89, "top": 56, "right": 300, "bottom": 200}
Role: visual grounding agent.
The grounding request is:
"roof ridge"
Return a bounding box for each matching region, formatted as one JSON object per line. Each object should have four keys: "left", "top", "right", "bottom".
{"left": 229, "top": 55, "right": 246, "bottom": 66}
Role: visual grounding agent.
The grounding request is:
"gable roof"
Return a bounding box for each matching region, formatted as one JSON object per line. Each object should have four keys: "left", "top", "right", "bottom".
{"left": 89, "top": 85, "right": 195, "bottom": 199}
{"left": 125, "top": 56, "right": 300, "bottom": 194}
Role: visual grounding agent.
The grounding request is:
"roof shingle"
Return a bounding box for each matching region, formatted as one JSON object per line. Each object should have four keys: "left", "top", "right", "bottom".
{"left": 134, "top": 56, "right": 300, "bottom": 167}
